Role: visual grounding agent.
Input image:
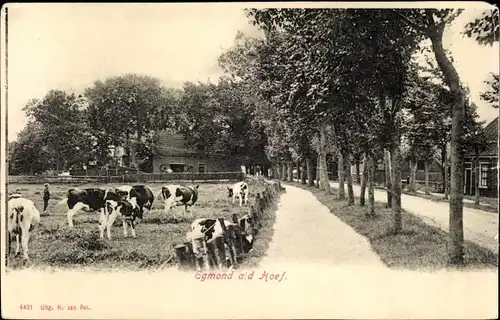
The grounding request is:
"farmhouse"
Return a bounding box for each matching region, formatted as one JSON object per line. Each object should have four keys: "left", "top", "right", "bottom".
{"left": 463, "top": 116, "right": 499, "bottom": 198}
{"left": 152, "top": 131, "right": 253, "bottom": 174}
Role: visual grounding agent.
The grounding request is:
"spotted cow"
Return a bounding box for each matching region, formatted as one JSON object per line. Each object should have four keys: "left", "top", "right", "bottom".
{"left": 7, "top": 197, "right": 41, "bottom": 260}
{"left": 161, "top": 184, "right": 199, "bottom": 216}
{"left": 227, "top": 181, "right": 249, "bottom": 206}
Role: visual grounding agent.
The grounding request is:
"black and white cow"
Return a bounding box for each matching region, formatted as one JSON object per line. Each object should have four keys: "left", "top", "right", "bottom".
{"left": 188, "top": 218, "right": 235, "bottom": 242}
{"left": 161, "top": 184, "right": 199, "bottom": 216}
{"left": 188, "top": 216, "right": 254, "bottom": 255}
{"left": 115, "top": 185, "right": 155, "bottom": 219}
{"left": 7, "top": 197, "right": 41, "bottom": 260}
{"left": 100, "top": 199, "right": 139, "bottom": 239}
{"left": 227, "top": 181, "right": 249, "bottom": 206}
{"left": 62, "top": 188, "right": 125, "bottom": 227}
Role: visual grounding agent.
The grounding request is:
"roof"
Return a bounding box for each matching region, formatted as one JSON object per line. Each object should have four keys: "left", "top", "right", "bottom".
{"left": 465, "top": 116, "right": 498, "bottom": 158}
{"left": 480, "top": 117, "right": 498, "bottom": 157}
{"left": 154, "top": 132, "right": 197, "bottom": 157}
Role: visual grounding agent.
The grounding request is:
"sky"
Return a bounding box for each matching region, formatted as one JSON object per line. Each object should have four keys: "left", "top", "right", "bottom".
{"left": 3, "top": 3, "right": 499, "bottom": 142}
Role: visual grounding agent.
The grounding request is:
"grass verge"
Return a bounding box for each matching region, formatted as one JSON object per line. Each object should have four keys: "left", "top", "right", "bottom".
{"left": 401, "top": 190, "right": 498, "bottom": 214}
{"left": 290, "top": 182, "right": 498, "bottom": 271}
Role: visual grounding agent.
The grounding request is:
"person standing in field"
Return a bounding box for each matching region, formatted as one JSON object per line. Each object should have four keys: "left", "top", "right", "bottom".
{"left": 43, "top": 183, "right": 50, "bottom": 214}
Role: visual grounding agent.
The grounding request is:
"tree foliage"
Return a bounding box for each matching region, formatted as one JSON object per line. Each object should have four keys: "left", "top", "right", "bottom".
{"left": 464, "top": 8, "right": 499, "bottom": 46}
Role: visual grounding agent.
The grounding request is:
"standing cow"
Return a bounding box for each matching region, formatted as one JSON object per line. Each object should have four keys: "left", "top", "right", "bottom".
{"left": 161, "top": 184, "right": 199, "bottom": 217}
{"left": 227, "top": 181, "right": 249, "bottom": 206}
{"left": 115, "top": 184, "right": 155, "bottom": 219}
{"left": 7, "top": 197, "right": 41, "bottom": 261}
{"left": 100, "top": 199, "right": 139, "bottom": 239}
{"left": 61, "top": 188, "right": 125, "bottom": 227}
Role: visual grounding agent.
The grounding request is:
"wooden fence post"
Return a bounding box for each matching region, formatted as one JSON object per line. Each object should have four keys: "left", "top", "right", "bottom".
{"left": 213, "top": 235, "right": 227, "bottom": 270}
{"left": 206, "top": 240, "right": 218, "bottom": 270}
{"left": 174, "top": 244, "right": 188, "bottom": 270}
{"left": 192, "top": 236, "right": 210, "bottom": 271}
{"left": 218, "top": 218, "right": 238, "bottom": 268}
{"left": 231, "top": 214, "right": 244, "bottom": 256}
{"left": 184, "top": 241, "right": 196, "bottom": 270}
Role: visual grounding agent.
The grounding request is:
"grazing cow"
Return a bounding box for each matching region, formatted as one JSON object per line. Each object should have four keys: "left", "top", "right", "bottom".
{"left": 7, "top": 197, "right": 41, "bottom": 260}
{"left": 161, "top": 184, "right": 199, "bottom": 215}
{"left": 62, "top": 188, "right": 123, "bottom": 227}
{"left": 115, "top": 185, "right": 155, "bottom": 219}
{"left": 227, "top": 181, "right": 249, "bottom": 206}
{"left": 100, "top": 199, "right": 138, "bottom": 239}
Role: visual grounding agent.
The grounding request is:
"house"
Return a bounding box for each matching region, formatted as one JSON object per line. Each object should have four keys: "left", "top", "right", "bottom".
{"left": 151, "top": 131, "right": 250, "bottom": 174}
{"left": 349, "top": 157, "right": 443, "bottom": 188}
{"left": 463, "top": 117, "right": 498, "bottom": 198}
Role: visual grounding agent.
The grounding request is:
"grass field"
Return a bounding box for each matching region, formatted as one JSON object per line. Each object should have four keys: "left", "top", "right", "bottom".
{"left": 6, "top": 179, "right": 275, "bottom": 271}
{"left": 291, "top": 182, "right": 498, "bottom": 271}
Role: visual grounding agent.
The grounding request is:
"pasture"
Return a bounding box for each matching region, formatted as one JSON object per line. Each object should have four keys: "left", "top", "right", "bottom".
{"left": 6, "top": 179, "right": 270, "bottom": 271}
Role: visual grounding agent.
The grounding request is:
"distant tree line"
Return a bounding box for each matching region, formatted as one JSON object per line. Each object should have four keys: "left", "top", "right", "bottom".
{"left": 8, "top": 74, "right": 268, "bottom": 175}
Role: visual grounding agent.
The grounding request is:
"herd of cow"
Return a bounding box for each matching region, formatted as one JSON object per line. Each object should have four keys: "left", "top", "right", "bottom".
{"left": 6, "top": 180, "right": 252, "bottom": 263}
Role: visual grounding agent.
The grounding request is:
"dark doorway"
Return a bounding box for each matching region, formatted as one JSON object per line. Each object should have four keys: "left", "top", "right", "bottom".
{"left": 170, "top": 163, "right": 186, "bottom": 173}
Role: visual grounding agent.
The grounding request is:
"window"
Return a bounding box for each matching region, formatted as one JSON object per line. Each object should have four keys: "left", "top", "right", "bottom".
{"left": 198, "top": 163, "right": 206, "bottom": 173}
{"left": 480, "top": 164, "right": 489, "bottom": 188}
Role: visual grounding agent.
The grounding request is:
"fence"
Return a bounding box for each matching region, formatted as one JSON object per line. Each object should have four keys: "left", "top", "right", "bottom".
{"left": 8, "top": 172, "right": 245, "bottom": 184}
{"left": 173, "top": 179, "right": 284, "bottom": 272}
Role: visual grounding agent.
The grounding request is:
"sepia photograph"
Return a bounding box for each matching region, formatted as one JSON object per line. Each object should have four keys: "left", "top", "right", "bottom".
{"left": 1, "top": 2, "right": 499, "bottom": 319}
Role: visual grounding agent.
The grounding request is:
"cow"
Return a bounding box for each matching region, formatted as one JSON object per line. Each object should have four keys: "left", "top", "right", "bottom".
{"left": 7, "top": 197, "right": 41, "bottom": 261}
{"left": 161, "top": 184, "right": 199, "bottom": 217}
{"left": 115, "top": 185, "right": 155, "bottom": 220}
{"left": 60, "top": 188, "right": 126, "bottom": 227}
{"left": 227, "top": 181, "right": 249, "bottom": 206}
{"left": 100, "top": 199, "right": 139, "bottom": 239}
{"left": 188, "top": 216, "right": 254, "bottom": 256}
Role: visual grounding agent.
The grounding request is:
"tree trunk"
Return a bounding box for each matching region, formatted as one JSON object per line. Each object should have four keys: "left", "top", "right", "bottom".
{"left": 367, "top": 155, "right": 375, "bottom": 216}
{"left": 319, "top": 123, "right": 331, "bottom": 194}
{"left": 306, "top": 157, "right": 315, "bottom": 187}
{"left": 300, "top": 160, "right": 307, "bottom": 184}
{"left": 424, "top": 160, "right": 430, "bottom": 195}
{"left": 444, "top": 158, "right": 449, "bottom": 199}
{"left": 360, "top": 155, "right": 368, "bottom": 207}
{"left": 281, "top": 163, "right": 287, "bottom": 181}
{"left": 287, "top": 160, "right": 293, "bottom": 182}
{"left": 355, "top": 161, "right": 361, "bottom": 184}
{"left": 316, "top": 155, "right": 321, "bottom": 188}
{"left": 345, "top": 153, "right": 355, "bottom": 205}
{"left": 474, "top": 150, "right": 480, "bottom": 205}
{"left": 384, "top": 149, "right": 393, "bottom": 208}
{"left": 409, "top": 158, "right": 417, "bottom": 192}
{"left": 429, "top": 23, "right": 466, "bottom": 266}
{"left": 444, "top": 145, "right": 449, "bottom": 199}
{"left": 391, "top": 138, "right": 402, "bottom": 234}
{"left": 337, "top": 151, "right": 345, "bottom": 200}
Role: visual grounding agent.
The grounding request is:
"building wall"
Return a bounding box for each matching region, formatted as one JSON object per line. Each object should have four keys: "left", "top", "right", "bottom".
{"left": 464, "top": 157, "right": 498, "bottom": 198}
{"left": 152, "top": 156, "right": 243, "bottom": 173}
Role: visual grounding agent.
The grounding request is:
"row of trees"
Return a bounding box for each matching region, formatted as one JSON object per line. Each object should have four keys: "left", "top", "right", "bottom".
{"left": 9, "top": 74, "right": 268, "bottom": 175}
{"left": 213, "top": 8, "right": 498, "bottom": 266}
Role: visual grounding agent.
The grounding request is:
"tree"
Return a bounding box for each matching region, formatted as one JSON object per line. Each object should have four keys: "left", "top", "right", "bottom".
{"left": 395, "top": 8, "right": 472, "bottom": 265}
{"left": 22, "top": 91, "right": 94, "bottom": 172}
{"left": 85, "top": 74, "right": 176, "bottom": 168}
{"left": 8, "top": 122, "right": 52, "bottom": 174}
